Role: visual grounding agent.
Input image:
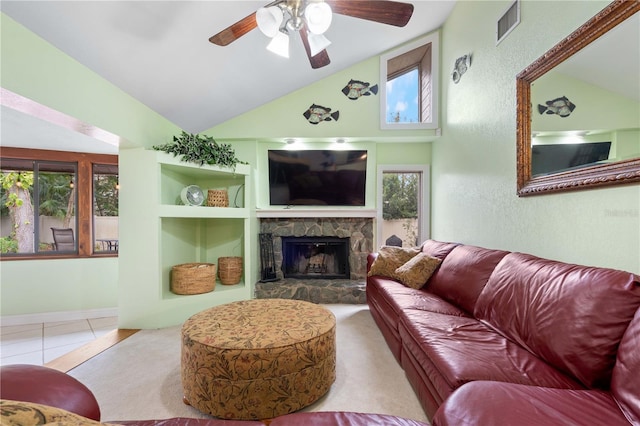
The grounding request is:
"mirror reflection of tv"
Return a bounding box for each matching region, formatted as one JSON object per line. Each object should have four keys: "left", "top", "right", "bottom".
{"left": 268, "top": 150, "right": 367, "bottom": 206}
{"left": 531, "top": 141, "right": 611, "bottom": 176}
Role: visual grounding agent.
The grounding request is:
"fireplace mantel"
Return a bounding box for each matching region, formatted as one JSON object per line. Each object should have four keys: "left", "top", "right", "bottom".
{"left": 256, "top": 208, "right": 376, "bottom": 218}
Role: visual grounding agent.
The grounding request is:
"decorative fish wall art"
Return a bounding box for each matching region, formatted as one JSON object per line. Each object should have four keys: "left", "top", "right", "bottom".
{"left": 538, "top": 96, "right": 576, "bottom": 118}
{"left": 303, "top": 104, "right": 339, "bottom": 125}
{"left": 342, "top": 79, "right": 378, "bottom": 100}
{"left": 452, "top": 54, "right": 471, "bottom": 84}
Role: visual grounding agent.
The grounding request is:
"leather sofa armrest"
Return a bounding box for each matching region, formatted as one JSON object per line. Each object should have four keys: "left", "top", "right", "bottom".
{"left": 0, "top": 364, "right": 101, "bottom": 421}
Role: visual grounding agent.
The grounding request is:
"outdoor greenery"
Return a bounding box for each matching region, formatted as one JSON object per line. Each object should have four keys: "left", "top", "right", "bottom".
{"left": 38, "top": 173, "right": 75, "bottom": 220}
{"left": 382, "top": 173, "right": 418, "bottom": 220}
{"left": 94, "top": 175, "right": 119, "bottom": 216}
{"left": 0, "top": 169, "right": 118, "bottom": 254}
{"left": 153, "top": 131, "right": 247, "bottom": 168}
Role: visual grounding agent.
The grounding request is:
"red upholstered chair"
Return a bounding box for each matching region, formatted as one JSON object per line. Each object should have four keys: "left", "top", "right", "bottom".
{"left": 0, "top": 364, "right": 101, "bottom": 421}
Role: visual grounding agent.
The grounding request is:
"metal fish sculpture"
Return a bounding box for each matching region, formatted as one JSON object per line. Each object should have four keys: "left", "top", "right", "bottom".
{"left": 342, "top": 79, "right": 379, "bottom": 100}
{"left": 303, "top": 104, "right": 339, "bottom": 125}
{"left": 452, "top": 54, "right": 471, "bottom": 84}
{"left": 538, "top": 96, "right": 576, "bottom": 118}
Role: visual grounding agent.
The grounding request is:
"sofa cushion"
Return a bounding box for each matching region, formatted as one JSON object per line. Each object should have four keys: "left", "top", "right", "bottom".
{"left": 611, "top": 307, "right": 640, "bottom": 424}
{"left": 368, "top": 277, "right": 469, "bottom": 323}
{"left": 425, "top": 244, "right": 509, "bottom": 314}
{"left": 368, "top": 246, "right": 420, "bottom": 279}
{"left": 431, "top": 381, "right": 631, "bottom": 426}
{"left": 475, "top": 252, "right": 640, "bottom": 389}
{"left": 419, "top": 239, "right": 459, "bottom": 260}
{"left": 394, "top": 253, "right": 442, "bottom": 289}
{"left": 398, "top": 311, "right": 582, "bottom": 404}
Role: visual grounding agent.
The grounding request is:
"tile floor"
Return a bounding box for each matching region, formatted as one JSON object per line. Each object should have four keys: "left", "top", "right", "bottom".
{"left": 0, "top": 317, "right": 118, "bottom": 366}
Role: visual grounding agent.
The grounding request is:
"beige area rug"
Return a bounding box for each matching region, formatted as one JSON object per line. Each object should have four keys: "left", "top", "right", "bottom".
{"left": 68, "top": 304, "right": 429, "bottom": 423}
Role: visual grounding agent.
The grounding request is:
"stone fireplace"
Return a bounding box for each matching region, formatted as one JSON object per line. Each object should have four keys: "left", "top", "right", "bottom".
{"left": 259, "top": 217, "right": 373, "bottom": 281}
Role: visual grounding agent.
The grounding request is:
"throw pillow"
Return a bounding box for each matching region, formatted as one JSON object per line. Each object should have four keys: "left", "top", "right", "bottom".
{"left": 394, "top": 253, "right": 442, "bottom": 289}
{"left": 368, "top": 246, "right": 420, "bottom": 279}
{"left": 0, "top": 399, "right": 120, "bottom": 426}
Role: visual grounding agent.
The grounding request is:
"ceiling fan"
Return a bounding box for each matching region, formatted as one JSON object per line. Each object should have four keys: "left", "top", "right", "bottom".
{"left": 209, "top": 0, "right": 414, "bottom": 69}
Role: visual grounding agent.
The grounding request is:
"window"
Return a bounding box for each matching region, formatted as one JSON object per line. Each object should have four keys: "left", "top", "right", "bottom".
{"left": 376, "top": 165, "right": 430, "bottom": 248}
{"left": 380, "top": 32, "right": 440, "bottom": 130}
{"left": 0, "top": 148, "right": 118, "bottom": 259}
{"left": 93, "top": 164, "right": 119, "bottom": 253}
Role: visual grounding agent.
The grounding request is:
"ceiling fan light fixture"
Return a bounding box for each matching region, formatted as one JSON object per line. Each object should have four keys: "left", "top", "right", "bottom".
{"left": 267, "top": 30, "right": 290, "bottom": 58}
{"left": 305, "top": 2, "right": 332, "bottom": 35}
{"left": 256, "top": 6, "right": 283, "bottom": 38}
{"left": 307, "top": 32, "right": 331, "bottom": 57}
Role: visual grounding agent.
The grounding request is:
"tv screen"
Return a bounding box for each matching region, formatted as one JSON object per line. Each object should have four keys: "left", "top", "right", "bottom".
{"left": 531, "top": 141, "right": 611, "bottom": 176}
{"left": 268, "top": 150, "right": 367, "bottom": 206}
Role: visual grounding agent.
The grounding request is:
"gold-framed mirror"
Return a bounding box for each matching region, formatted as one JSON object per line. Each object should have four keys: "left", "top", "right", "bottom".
{"left": 516, "top": 0, "right": 640, "bottom": 196}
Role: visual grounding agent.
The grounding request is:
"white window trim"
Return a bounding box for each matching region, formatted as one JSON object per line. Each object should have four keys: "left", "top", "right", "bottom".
{"left": 380, "top": 31, "right": 440, "bottom": 130}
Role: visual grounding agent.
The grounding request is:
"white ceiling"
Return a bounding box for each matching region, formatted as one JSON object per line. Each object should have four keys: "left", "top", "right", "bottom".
{"left": 1, "top": 0, "right": 457, "bottom": 136}
{"left": 554, "top": 12, "right": 640, "bottom": 103}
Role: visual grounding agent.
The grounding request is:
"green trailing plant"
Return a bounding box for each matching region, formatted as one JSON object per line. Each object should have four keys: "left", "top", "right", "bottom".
{"left": 153, "top": 131, "right": 247, "bottom": 168}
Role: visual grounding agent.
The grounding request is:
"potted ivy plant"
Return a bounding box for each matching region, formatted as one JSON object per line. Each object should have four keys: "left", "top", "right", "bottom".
{"left": 153, "top": 131, "right": 247, "bottom": 169}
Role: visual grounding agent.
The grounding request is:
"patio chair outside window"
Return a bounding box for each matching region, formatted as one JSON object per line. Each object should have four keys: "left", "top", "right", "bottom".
{"left": 51, "top": 228, "right": 75, "bottom": 251}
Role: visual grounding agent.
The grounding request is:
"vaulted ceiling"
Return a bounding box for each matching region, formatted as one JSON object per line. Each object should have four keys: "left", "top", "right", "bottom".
{"left": 2, "top": 1, "right": 457, "bottom": 135}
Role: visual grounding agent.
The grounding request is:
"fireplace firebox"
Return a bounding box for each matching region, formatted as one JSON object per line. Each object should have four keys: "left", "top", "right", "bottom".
{"left": 281, "top": 236, "right": 350, "bottom": 279}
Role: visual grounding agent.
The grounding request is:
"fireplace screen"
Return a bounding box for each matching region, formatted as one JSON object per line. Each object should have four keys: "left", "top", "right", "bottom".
{"left": 281, "top": 236, "right": 350, "bottom": 279}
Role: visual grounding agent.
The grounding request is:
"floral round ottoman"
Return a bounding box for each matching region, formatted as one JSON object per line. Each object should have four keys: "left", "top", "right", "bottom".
{"left": 181, "top": 299, "right": 336, "bottom": 420}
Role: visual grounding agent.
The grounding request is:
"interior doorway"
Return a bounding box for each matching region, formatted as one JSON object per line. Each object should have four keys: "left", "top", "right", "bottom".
{"left": 376, "top": 165, "right": 430, "bottom": 248}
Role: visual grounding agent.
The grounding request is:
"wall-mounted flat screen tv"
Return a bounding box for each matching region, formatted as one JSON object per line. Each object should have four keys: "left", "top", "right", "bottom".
{"left": 268, "top": 150, "right": 367, "bottom": 206}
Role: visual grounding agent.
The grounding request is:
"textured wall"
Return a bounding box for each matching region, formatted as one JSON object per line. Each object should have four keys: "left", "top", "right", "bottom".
{"left": 433, "top": 0, "right": 639, "bottom": 274}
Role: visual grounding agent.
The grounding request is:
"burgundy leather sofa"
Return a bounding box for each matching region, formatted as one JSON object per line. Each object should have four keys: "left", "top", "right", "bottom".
{"left": 0, "top": 364, "right": 428, "bottom": 426}
{"left": 366, "top": 239, "right": 640, "bottom": 425}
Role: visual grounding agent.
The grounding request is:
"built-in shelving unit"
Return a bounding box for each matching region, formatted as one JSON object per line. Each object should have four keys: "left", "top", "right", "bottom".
{"left": 119, "top": 148, "right": 252, "bottom": 328}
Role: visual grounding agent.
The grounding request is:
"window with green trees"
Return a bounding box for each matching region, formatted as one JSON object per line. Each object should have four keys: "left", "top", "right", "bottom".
{"left": 1, "top": 148, "right": 118, "bottom": 258}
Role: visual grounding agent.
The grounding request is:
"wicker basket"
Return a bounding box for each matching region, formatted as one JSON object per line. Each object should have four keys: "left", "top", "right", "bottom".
{"left": 207, "top": 189, "right": 229, "bottom": 207}
{"left": 171, "top": 263, "right": 216, "bottom": 295}
{"left": 218, "top": 256, "right": 242, "bottom": 285}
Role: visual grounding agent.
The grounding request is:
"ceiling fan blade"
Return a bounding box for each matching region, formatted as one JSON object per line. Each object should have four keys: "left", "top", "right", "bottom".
{"left": 209, "top": 0, "right": 285, "bottom": 46}
{"left": 326, "top": 0, "right": 414, "bottom": 27}
{"left": 209, "top": 12, "right": 258, "bottom": 46}
{"left": 299, "top": 27, "right": 331, "bottom": 69}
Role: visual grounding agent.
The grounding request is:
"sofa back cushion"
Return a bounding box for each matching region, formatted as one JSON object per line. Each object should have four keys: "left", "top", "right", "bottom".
{"left": 426, "top": 244, "right": 509, "bottom": 314}
{"left": 611, "top": 307, "right": 640, "bottom": 424}
{"left": 420, "top": 239, "right": 459, "bottom": 261}
{"left": 475, "top": 252, "right": 640, "bottom": 389}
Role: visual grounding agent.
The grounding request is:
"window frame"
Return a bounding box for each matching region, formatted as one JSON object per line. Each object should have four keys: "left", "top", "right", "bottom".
{"left": 1, "top": 147, "right": 118, "bottom": 260}
{"left": 380, "top": 31, "right": 440, "bottom": 130}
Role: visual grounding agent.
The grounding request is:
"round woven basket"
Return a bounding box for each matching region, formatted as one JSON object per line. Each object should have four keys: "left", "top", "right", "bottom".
{"left": 207, "top": 189, "right": 229, "bottom": 207}
{"left": 218, "top": 256, "right": 242, "bottom": 285}
{"left": 171, "top": 263, "right": 216, "bottom": 295}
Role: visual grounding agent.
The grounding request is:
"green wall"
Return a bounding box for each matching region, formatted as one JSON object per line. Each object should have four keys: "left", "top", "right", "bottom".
{"left": 1, "top": 14, "right": 180, "bottom": 319}
{"left": 434, "top": 0, "right": 639, "bottom": 274}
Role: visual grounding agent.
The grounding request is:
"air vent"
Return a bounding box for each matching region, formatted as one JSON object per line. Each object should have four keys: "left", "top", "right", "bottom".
{"left": 496, "top": 0, "right": 520, "bottom": 45}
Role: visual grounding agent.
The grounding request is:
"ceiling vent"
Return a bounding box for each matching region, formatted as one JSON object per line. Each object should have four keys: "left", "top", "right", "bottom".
{"left": 496, "top": 0, "right": 520, "bottom": 45}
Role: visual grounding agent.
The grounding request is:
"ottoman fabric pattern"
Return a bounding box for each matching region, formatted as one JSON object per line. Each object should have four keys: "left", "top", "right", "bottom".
{"left": 181, "top": 299, "right": 336, "bottom": 420}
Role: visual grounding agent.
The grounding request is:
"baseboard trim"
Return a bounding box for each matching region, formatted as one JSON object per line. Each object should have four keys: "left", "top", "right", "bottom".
{"left": 1, "top": 308, "right": 118, "bottom": 326}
